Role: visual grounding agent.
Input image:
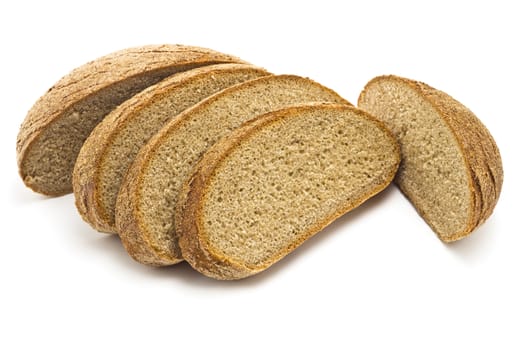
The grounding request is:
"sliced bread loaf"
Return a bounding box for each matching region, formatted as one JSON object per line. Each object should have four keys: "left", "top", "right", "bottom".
{"left": 115, "top": 75, "right": 350, "bottom": 266}
{"left": 73, "top": 63, "right": 270, "bottom": 233}
{"left": 358, "top": 75, "right": 503, "bottom": 242}
{"left": 178, "top": 104, "right": 400, "bottom": 279}
{"left": 17, "top": 44, "right": 245, "bottom": 196}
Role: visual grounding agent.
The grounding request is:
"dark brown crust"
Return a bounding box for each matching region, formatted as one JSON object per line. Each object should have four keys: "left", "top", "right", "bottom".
{"left": 358, "top": 75, "right": 503, "bottom": 242}
{"left": 115, "top": 75, "right": 352, "bottom": 267}
{"left": 17, "top": 44, "right": 246, "bottom": 196}
{"left": 177, "top": 104, "right": 401, "bottom": 280}
{"left": 73, "top": 64, "right": 270, "bottom": 234}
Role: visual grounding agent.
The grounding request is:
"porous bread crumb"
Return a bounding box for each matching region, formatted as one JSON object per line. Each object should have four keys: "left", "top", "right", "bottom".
{"left": 201, "top": 106, "right": 399, "bottom": 267}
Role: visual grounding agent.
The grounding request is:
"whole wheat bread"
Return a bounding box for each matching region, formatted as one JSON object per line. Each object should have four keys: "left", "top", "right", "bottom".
{"left": 115, "top": 75, "right": 350, "bottom": 266}
{"left": 178, "top": 104, "right": 400, "bottom": 279}
{"left": 73, "top": 63, "right": 269, "bottom": 233}
{"left": 358, "top": 75, "right": 503, "bottom": 242}
{"left": 17, "top": 44, "right": 245, "bottom": 196}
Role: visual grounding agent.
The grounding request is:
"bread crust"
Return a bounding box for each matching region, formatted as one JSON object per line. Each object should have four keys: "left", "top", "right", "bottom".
{"left": 177, "top": 104, "right": 400, "bottom": 280}
{"left": 17, "top": 44, "right": 245, "bottom": 196}
{"left": 358, "top": 75, "right": 503, "bottom": 242}
{"left": 73, "top": 64, "right": 269, "bottom": 234}
{"left": 116, "top": 158, "right": 182, "bottom": 266}
{"left": 115, "top": 75, "right": 351, "bottom": 266}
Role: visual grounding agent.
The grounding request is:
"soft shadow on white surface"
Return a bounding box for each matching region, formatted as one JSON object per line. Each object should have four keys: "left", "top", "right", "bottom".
{"left": 7, "top": 177, "right": 54, "bottom": 206}
{"left": 73, "top": 184, "right": 398, "bottom": 288}
{"left": 84, "top": 234, "right": 212, "bottom": 285}
{"left": 444, "top": 216, "right": 499, "bottom": 262}
{"left": 383, "top": 178, "right": 501, "bottom": 263}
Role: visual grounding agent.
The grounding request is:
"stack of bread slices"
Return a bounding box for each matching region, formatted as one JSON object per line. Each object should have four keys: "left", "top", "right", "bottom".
{"left": 16, "top": 45, "right": 503, "bottom": 280}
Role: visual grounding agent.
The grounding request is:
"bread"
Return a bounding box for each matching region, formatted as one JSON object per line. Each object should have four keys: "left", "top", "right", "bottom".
{"left": 17, "top": 44, "right": 245, "bottom": 196}
{"left": 73, "top": 64, "right": 269, "bottom": 234}
{"left": 358, "top": 75, "right": 503, "bottom": 242}
{"left": 115, "top": 75, "right": 351, "bottom": 266}
{"left": 177, "top": 103, "right": 400, "bottom": 279}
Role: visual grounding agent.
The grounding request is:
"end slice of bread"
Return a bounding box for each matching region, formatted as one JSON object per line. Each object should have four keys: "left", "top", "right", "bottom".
{"left": 115, "top": 75, "right": 351, "bottom": 266}
{"left": 73, "top": 63, "right": 270, "bottom": 233}
{"left": 358, "top": 75, "right": 503, "bottom": 242}
{"left": 17, "top": 44, "right": 246, "bottom": 196}
{"left": 178, "top": 104, "right": 400, "bottom": 280}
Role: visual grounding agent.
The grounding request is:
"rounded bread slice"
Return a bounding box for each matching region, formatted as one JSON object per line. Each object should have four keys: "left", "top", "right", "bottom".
{"left": 358, "top": 75, "right": 503, "bottom": 242}
{"left": 178, "top": 103, "right": 400, "bottom": 279}
{"left": 17, "top": 44, "right": 246, "bottom": 196}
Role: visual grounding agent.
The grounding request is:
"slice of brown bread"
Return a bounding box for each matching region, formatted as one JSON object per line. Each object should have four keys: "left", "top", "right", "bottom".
{"left": 73, "top": 64, "right": 270, "bottom": 234}
{"left": 358, "top": 75, "right": 503, "bottom": 242}
{"left": 17, "top": 44, "right": 246, "bottom": 196}
{"left": 115, "top": 75, "right": 351, "bottom": 266}
{"left": 177, "top": 104, "right": 400, "bottom": 280}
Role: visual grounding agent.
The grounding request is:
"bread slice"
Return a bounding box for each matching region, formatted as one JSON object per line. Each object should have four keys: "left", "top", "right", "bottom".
{"left": 17, "top": 44, "right": 245, "bottom": 196}
{"left": 358, "top": 75, "right": 503, "bottom": 242}
{"left": 115, "top": 75, "right": 350, "bottom": 266}
{"left": 73, "top": 64, "right": 269, "bottom": 234}
{"left": 177, "top": 104, "right": 400, "bottom": 279}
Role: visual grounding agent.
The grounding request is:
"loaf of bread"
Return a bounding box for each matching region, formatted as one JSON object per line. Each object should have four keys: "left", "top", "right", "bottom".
{"left": 178, "top": 104, "right": 400, "bottom": 279}
{"left": 115, "top": 75, "right": 350, "bottom": 266}
{"left": 358, "top": 75, "right": 503, "bottom": 242}
{"left": 73, "top": 63, "right": 269, "bottom": 233}
{"left": 17, "top": 44, "right": 245, "bottom": 196}
{"left": 18, "top": 43, "right": 501, "bottom": 280}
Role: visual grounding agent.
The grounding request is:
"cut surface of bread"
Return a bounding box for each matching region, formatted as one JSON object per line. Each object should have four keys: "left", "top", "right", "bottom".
{"left": 17, "top": 44, "right": 245, "bottom": 196}
{"left": 358, "top": 75, "right": 503, "bottom": 242}
{"left": 115, "top": 75, "right": 350, "bottom": 266}
{"left": 178, "top": 104, "right": 400, "bottom": 279}
{"left": 73, "top": 63, "right": 269, "bottom": 233}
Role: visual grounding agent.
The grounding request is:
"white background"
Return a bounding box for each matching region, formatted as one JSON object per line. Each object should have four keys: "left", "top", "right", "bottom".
{"left": 1, "top": 0, "right": 523, "bottom": 349}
